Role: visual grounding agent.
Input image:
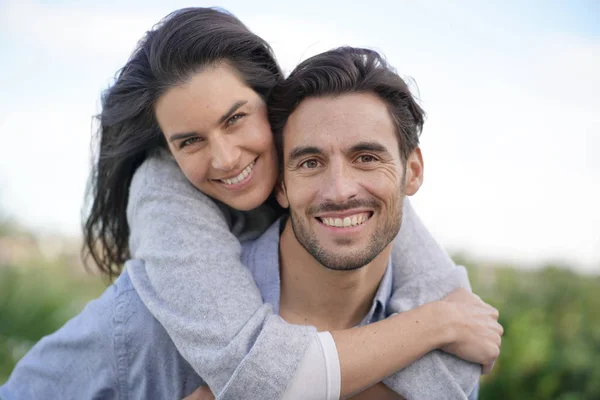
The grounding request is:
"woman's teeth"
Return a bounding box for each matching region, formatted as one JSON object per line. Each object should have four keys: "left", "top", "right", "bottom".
{"left": 320, "top": 212, "right": 371, "bottom": 228}
{"left": 220, "top": 161, "right": 255, "bottom": 185}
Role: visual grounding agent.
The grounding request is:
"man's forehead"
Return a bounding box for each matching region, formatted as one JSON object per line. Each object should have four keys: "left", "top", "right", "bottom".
{"left": 287, "top": 93, "right": 390, "bottom": 127}
{"left": 283, "top": 93, "right": 398, "bottom": 152}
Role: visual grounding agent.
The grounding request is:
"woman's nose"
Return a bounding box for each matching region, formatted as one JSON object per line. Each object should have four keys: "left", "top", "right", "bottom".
{"left": 210, "top": 135, "right": 241, "bottom": 171}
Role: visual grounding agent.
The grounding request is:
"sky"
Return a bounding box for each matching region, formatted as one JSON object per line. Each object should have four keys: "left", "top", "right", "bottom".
{"left": 0, "top": 0, "right": 598, "bottom": 272}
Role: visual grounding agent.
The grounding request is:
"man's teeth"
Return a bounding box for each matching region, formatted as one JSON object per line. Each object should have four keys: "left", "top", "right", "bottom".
{"left": 220, "top": 161, "right": 255, "bottom": 185}
{"left": 320, "top": 212, "right": 371, "bottom": 228}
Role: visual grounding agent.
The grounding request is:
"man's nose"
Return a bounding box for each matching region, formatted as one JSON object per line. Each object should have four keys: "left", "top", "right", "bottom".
{"left": 321, "top": 162, "right": 359, "bottom": 203}
{"left": 210, "top": 135, "right": 241, "bottom": 171}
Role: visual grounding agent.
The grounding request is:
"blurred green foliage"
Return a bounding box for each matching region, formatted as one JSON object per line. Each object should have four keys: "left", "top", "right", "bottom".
{"left": 1, "top": 244, "right": 598, "bottom": 398}
{"left": 460, "top": 257, "right": 600, "bottom": 400}
{"left": 0, "top": 259, "right": 104, "bottom": 383}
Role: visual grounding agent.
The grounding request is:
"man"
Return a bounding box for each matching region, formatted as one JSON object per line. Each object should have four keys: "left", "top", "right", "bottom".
{"left": 0, "top": 47, "right": 501, "bottom": 400}
{"left": 266, "top": 47, "right": 501, "bottom": 398}
{"left": 187, "top": 47, "right": 498, "bottom": 399}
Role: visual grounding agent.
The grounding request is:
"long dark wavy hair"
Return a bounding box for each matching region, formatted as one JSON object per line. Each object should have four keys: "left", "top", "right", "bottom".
{"left": 83, "top": 7, "right": 282, "bottom": 279}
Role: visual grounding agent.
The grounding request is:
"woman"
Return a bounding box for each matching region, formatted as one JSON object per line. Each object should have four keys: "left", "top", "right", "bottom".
{"left": 1, "top": 7, "right": 501, "bottom": 399}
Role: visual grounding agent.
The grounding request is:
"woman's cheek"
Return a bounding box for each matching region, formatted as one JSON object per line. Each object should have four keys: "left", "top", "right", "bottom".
{"left": 254, "top": 129, "right": 274, "bottom": 149}
{"left": 180, "top": 158, "right": 210, "bottom": 189}
{"left": 252, "top": 116, "right": 275, "bottom": 145}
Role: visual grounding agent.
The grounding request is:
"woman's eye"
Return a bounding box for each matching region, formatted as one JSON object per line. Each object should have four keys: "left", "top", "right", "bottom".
{"left": 180, "top": 137, "right": 203, "bottom": 149}
{"left": 226, "top": 113, "right": 246, "bottom": 126}
{"left": 356, "top": 155, "right": 377, "bottom": 163}
{"left": 300, "top": 159, "right": 321, "bottom": 169}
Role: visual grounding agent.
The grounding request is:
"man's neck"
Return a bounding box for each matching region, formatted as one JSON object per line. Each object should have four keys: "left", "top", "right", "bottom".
{"left": 278, "top": 219, "right": 391, "bottom": 331}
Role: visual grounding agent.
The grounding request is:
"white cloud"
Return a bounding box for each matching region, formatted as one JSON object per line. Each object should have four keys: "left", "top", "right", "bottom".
{"left": 0, "top": 0, "right": 598, "bottom": 271}
{"left": 0, "top": 0, "right": 157, "bottom": 60}
{"left": 0, "top": 105, "right": 93, "bottom": 235}
{"left": 412, "top": 35, "right": 600, "bottom": 272}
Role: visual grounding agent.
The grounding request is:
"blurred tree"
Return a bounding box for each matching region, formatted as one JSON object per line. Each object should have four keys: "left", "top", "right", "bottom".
{"left": 1, "top": 238, "right": 599, "bottom": 398}
{"left": 464, "top": 261, "right": 600, "bottom": 400}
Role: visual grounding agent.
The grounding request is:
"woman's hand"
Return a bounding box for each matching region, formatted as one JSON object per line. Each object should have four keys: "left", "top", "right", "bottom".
{"left": 439, "top": 288, "right": 503, "bottom": 373}
{"left": 183, "top": 386, "right": 214, "bottom": 400}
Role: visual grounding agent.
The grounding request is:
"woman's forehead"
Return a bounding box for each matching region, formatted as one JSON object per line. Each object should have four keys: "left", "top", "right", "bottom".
{"left": 155, "top": 66, "right": 260, "bottom": 133}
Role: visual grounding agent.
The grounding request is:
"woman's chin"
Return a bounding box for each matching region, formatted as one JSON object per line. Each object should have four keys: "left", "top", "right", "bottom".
{"left": 202, "top": 170, "right": 276, "bottom": 211}
{"left": 211, "top": 188, "right": 268, "bottom": 211}
{"left": 230, "top": 194, "right": 267, "bottom": 211}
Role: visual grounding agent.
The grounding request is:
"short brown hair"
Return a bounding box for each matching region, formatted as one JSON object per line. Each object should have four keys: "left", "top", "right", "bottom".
{"left": 268, "top": 47, "right": 424, "bottom": 166}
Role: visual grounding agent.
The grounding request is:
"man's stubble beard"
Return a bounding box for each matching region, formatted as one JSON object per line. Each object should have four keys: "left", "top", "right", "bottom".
{"left": 288, "top": 183, "right": 406, "bottom": 271}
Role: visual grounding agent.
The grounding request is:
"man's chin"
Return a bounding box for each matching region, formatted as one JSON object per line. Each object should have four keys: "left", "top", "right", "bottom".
{"left": 317, "top": 234, "right": 367, "bottom": 249}
{"left": 313, "top": 248, "right": 374, "bottom": 271}
{"left": 319, "top": 257, "right": 369, "bottom": 271}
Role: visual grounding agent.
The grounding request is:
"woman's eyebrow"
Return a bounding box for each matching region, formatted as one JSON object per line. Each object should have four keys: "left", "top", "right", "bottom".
{"left": 217, "top": 100, "right": 248, "bottom": 125}
{"left": 168, "top": 131, "right": 197, "bottom": 143}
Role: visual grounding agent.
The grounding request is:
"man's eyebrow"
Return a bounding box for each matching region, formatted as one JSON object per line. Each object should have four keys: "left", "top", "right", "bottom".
{"left": 167, "top": 100, "right": 248, "bottom": 143}
{"left": 348, "top": 141, "right": 389, "bottom": 154}
{"left": 288, "top": 146, "right": 323, "bottom": 163}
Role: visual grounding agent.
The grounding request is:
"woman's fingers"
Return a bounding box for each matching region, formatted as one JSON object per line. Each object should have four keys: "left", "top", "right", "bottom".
{"left": 482, "top": 360, "right": 496, "bottom": 375}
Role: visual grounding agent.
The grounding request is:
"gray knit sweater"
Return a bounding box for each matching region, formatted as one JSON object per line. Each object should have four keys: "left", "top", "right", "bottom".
{"left": 126, "top": 149, "right": 480, "bottom": 400}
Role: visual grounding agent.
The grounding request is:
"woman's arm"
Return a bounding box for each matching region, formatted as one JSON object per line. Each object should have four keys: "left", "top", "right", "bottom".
{"left": 127, "top": 152, "right": 499, "bottom": 399}
{"left": 381, "top": 198, "right": 492, "bottom": 399}
{"left": 181, "top": 288, "right": 497, "bottom": 400}
{"left": 332, "top": 287, "right": 500, "bottom": 398}
{"left": 127, "top": 152, "right": 315, "bottom": 399}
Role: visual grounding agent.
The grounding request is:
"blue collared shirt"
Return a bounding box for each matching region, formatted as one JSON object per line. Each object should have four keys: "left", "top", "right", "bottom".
{"left": 241, "top": 217, "right": 393, "bottom": 325}
{"left": 0, "top": 219, "right": 394, "bottom": 400}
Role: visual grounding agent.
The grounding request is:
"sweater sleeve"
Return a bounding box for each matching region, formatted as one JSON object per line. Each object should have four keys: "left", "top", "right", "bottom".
{"left": 280, "top": 332, "right": 340, "bottom": 400}
{"left": 383, "top": 198, "right": 481, "bottom": 400}
{"left": 126, "top": 151, "right": 315, "bottom": 400}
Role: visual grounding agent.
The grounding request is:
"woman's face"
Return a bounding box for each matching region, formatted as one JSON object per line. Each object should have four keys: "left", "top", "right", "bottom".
{"left": 155, "top": 63, "right": 278, "bottom": 211}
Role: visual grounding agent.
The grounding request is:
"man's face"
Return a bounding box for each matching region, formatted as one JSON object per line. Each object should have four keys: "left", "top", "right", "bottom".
{"left": 277, "top": 92, "right": 423, "bottom": 270}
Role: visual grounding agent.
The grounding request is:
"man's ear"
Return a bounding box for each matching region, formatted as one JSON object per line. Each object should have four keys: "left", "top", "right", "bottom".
{"left": 404, "top": 147, "right": 424, "bottom": 196}
{"left": 275, "top": 179, "right": 290, "bottom": 208}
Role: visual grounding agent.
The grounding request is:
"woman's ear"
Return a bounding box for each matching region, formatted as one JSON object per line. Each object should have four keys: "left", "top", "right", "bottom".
{"left": 275, "top": 180, "right": 290, "bottom": 208}
{"left": 404, "top": 147, "right": 424, "bottom": 196}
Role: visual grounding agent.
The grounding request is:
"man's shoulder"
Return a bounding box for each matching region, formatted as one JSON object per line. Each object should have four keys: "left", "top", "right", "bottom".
{"left": 102, "top": 271, "right": 205, "bottom": 396}
{"left": 1, "top": 271, "right": 203, "bottom": 399}
{"left": 70, "top": 271, "right": 171, "bottom": 354}
{"left": 0, "top": 273, "right": 137, "bottom": 398}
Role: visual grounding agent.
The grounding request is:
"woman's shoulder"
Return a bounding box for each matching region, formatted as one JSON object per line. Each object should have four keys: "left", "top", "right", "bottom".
{"left": 127, "top": 148, "right": 226, "bottom": 218}
{"left": 127, "top": 149, "right": 282, "bottom": 239}
{"left": 131, "top": 148, "right": 201, "bottom": 196}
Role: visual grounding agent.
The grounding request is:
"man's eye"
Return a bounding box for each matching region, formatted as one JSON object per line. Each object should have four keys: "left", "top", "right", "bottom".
{"left": 180, "top": 137, "right": 203, "bottom": 149}
{"left": 226, "top": 113, "right": 246, "bottom": 126}
{"left": 356, "top": 155, "right": 377, "bottom": 163}
{"left": 300, "top": 159, "right": 321, "bottom": 169}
